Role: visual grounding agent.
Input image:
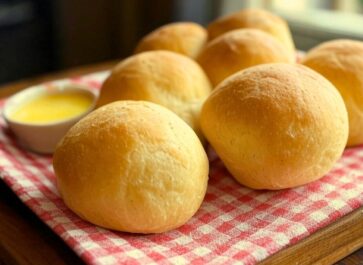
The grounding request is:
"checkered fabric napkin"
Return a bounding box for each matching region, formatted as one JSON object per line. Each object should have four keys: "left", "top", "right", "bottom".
{"left": 1, "top": 71, "right": 363, "bottom": 265}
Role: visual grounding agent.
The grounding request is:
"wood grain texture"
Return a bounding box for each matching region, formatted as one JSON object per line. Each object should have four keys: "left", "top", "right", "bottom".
{"left": 260, "top": 208, "right": 363, "bottom": 264}
{"left": 0, "top": 62, "right": 362, "bottom": 265}
{"left": 0, "top": 181, "right": 84, "bottom": 265}
{"left": 337, "top": 248, "right": 363, "bottom": 265}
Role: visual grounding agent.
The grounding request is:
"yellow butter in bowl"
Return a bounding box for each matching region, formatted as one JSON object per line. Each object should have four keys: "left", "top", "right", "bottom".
{"left": 10, "top": 91, "right": 94, "bottom": 124}
{"left": 3, "top": 84, "right": 97, "bottom": 154}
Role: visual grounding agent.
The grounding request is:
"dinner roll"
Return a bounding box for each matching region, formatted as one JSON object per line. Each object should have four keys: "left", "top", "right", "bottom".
{"left": 201, "top": 63, "right": 348, "bottom": 190}
{"left": 302, "top": 39, "right": 363, "bottom": 146}
{"left": 135, "top": 22, "right": 207, "bottom": 58}
{"left": 207, "top": 8, "right": 295, "bottom": 53}
{"left": 54, "top": 101, "right": 209, "bottom": 233}
{"left": 97, "top": 51, "right": 212, "bottom": 139}
{"left": 197, "top": 29, "right": 293, "bottom": 87}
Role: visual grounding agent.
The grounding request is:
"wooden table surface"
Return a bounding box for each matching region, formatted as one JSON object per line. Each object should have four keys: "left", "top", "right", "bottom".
{"left": 0, "top": 62, "right": 362, "bottom": 265}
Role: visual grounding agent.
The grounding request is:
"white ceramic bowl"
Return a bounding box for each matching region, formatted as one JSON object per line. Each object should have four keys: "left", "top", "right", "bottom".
{"left": 3, "top": 83, "right": 97, "bottom": 154}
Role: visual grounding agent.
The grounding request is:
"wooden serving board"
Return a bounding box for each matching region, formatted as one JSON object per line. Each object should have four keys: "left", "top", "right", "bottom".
{"left": 0, "top": 61, "right": 362, "bottom": 265}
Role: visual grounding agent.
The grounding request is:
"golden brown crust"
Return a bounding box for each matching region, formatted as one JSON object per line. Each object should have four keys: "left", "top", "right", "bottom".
{"left": 134, "top": 22, "right": 208, "bottom": 58}
{"left": 53, "top": 101, "right": 209, "bottom": 233}
{"left": 302, "top": 39, "right": 363, "bottom": 146}
{"left": 197, "top": 29, "right": 294, "bottom": 87}
{"left": 207, "top": 8, "right": 295, "bottom": 53}
{"left": 201, "top": 63, "right": 348, "bottom": 189}
{"left": 97, "top": 51, "right": 212, "bottom": 139}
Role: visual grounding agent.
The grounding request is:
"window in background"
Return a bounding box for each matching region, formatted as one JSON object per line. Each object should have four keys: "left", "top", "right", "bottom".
{"left": 172, "top": 0, "right": 219, "bottom": 25}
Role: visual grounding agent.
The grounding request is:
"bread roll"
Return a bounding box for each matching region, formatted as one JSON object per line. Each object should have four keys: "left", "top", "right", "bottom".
{"left": 97, "top": 51, "right": 212, "bottom": 139}
{"left": 135, "top": 22, "right": 207, "bottom": 58}
{"left": 207, "top": 8, "right": 295, "bottom": 53}
{"left": 302, "top": 39, "right": 363, "bottom": 146}
{"left": 53, "top": 101, "right": 209, "bottom": 233}
{"left": 201, "top": 63, "right": 348, "bottom": 190}
{"left": 197, "top": 29, "right": 293, "bottom": 87}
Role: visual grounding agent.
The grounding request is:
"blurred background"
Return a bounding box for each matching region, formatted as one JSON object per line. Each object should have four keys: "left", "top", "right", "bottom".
{"left": 1, "top": 0, "right": 363, "bottom": 85}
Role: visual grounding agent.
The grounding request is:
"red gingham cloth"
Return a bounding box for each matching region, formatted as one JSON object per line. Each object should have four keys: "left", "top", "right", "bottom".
{"left": 1, "top": 71, "right": 363, "bottom": 265}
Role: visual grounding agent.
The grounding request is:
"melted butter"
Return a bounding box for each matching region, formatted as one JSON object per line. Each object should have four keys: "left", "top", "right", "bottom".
{"left": 10, "top": 91, "right": 93, "bottom": 124}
